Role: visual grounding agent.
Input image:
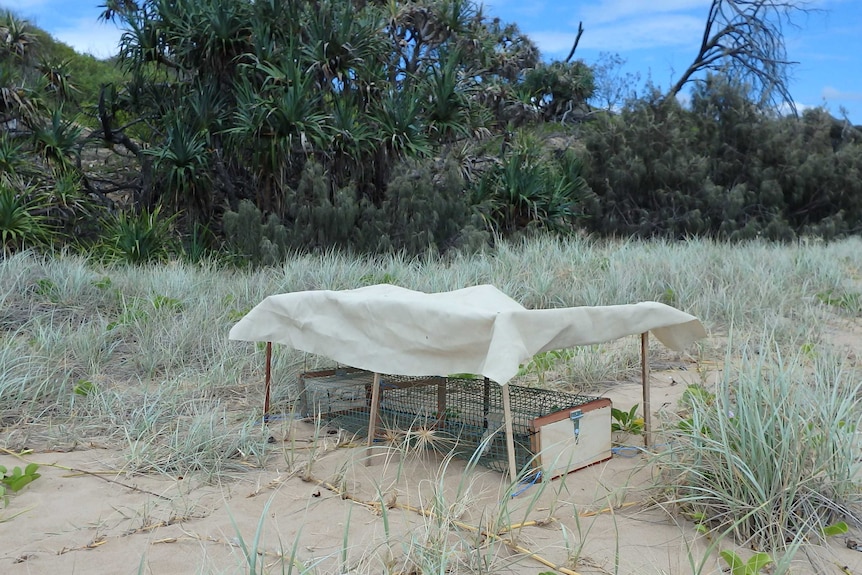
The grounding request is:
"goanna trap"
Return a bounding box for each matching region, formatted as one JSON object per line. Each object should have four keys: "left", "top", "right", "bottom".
{"left": 297, "top": 368, "right": 612, "bottom": 476}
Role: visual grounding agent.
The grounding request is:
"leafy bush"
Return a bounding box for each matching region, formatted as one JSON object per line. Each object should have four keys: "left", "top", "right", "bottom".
{"left": 610, "top": 404, "right": 644, "bottom": 435}
{"left": 99, "top": 206, "right": 177, "bottom": 264}
{"left": 0, "top": 133, "right": 27, "bottom": 177}
{"left": 223, "top": 199, "right": 288, "bottom": 267}
{"left": 379, "top": 158, "right": 479, "bottom": 254}
{"left": 225, "top": 159, "right": 484, "bottom": 260}
{"left": 471, "top": 133, "right": 591, "bottom": 235}
{"left": 0, "top": 182, "right": 53, "bottom": 254}
{"left": 582, "top": 76, "right": 862, "bottom": 240}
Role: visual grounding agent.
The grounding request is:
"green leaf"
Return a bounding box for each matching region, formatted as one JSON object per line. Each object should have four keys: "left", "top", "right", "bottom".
{"left": 822, "top": 521, "right": 849, "bottom": 537}
{"left": 5, "top": 473, "right": 38, "bottom": 492}
{"left": 720, "top": 550, "right": 745, "bottom": 573}
{"left": 73, "top": 380, "right": 96, "bottom": 396}
{"left": 1, "top": 463, "right": 40, "bottom": 493}
{"left": 746, "top": 552, "right": 773, "bottom": 573}
{"left": 92, "top": 277, "right": 112, "bottom": 290}
{"left": 152, "top": 295, "right": 184, "bottom": 312}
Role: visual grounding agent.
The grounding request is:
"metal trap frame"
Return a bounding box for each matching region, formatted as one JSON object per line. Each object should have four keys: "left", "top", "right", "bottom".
{"left": 298, "top": 368, "right": 612, "bottom": 477}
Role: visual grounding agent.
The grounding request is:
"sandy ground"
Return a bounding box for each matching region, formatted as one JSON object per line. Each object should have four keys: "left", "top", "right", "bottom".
{"left": 3, "top": 350, "right": 862, "bottom": 574}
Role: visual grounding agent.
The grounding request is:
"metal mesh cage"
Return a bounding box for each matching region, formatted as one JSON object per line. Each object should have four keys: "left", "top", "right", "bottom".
{"left": 298, "top": 368, "right": 601, "bottom": 473}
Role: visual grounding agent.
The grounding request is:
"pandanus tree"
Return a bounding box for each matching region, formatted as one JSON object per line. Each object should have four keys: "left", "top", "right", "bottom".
{"left": 98, "top": 0, "right": 595, "bottom": 241}
{"left": 0, "top": 11, "right": 40, "bottom": 127}
{"left": 0, "top": 11, "right": 100, "bottom": 250}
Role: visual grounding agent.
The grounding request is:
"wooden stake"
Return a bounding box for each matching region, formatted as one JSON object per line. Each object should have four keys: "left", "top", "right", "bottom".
{"left": 483, "top": 377, "right": 491, "bottom": 427}
{"left": 366, "top": 372, "right": 382, "bottom": 464}
{"left": 436, "top": 377, "right": 447, "bottom": 424}
{"left": 501, "top": 383, "right": 518, "bottom": 483}
{"left": 264, "top": 341, "right": 272, "bottom": 420}
{"left": 641, "top": 332, "right": 651, "bottom": 448}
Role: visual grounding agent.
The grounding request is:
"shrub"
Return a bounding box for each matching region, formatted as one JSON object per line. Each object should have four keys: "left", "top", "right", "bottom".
{"left": 656, "top": 344, "right": 862, "bottom": 551}
{"left": 223, "top": 199, "right": 288, "bottom": 266}
{"left": 224, "top": 158, "right": 481, "bottom": 260}
{"left": 99, "top": 206, "right": 177, "bottom": 264}
{"left": 582, "top": 76, "right": 862, "bottom": 240}
{"left": 0, "top": 182, "right": 53, "bottom": 255}
{"left": 471, "top": 132, "right": 591, "bottom": 235}
{"left": 380, "top": 158, "right": 477, "bottom": 254}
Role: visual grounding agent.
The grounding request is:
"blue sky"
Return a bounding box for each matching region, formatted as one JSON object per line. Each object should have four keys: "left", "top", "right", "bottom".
{"left": 6, "top": 0, "right": 862, "bottom": 122}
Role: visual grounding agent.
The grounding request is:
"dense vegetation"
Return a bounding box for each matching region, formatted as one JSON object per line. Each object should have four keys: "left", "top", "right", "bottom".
{"left": 1, "top": 0, "right": 862, "bottom": 261}
{"left": 2, "top": 237, "right": 861, "bottom": 570}
{"left": 2, "top": 2, "right": 862, "bottom": 569}
{"left": 582, "top": 78, "right": 862, "bottom": 240}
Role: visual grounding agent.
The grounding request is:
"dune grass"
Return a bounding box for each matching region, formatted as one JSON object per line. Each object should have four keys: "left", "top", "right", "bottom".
{"left": 2, "top": 235, "right": 860, "bottom": 468}
{"left": 1, "top": 235, "right": 861, "bottom": 573}
{"left": 655, "top": 340, "right": 862, "bottom": 551}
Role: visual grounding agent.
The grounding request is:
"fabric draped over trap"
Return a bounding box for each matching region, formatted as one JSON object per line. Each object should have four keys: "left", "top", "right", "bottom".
{"left": 228, "top": 284, "right": 707, "bottom": 384}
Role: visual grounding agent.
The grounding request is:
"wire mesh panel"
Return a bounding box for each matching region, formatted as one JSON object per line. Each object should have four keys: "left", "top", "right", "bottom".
{"left": 298, "top": 369, "right": 606, "bottom": 474}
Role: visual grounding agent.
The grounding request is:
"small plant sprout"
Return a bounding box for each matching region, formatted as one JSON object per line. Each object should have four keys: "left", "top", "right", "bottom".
{"left": 0, "top": 463, "right": 41, "bottom": 507}
{"left": 611, "top": 404, "right": 644, "bottom": 435}
{"left": 821, "top": 521, "right": 849, "bottom": 537}
{"left": 719, "top": 550, "right": 773, "bottom": 575}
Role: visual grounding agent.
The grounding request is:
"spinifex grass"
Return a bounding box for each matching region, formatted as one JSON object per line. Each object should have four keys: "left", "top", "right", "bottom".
{"left": 655, "top": 339, "right": 862, "bottom": 551}
{"left": 0, "top": 235, "right": 860, "bottom": 518}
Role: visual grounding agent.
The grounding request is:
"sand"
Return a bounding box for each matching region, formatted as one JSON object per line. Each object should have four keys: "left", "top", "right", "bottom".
{"left": 3, "top": 352, "right": 862, "bottom": 574}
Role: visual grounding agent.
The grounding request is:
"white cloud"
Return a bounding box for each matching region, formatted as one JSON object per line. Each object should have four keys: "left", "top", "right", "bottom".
{"left": 1, "top": 0, "right": 53, "bottom": 10}
{"left": 52, "top": 18, "right": 122, "bottom": 59}
{"left": 577, "top": 0, "right": 711, "bottom": 26}
{"left": 822, "top": 86, "right": 862, "bottom": 101}
{"left": 527, "top": 31, "right": 585, "bottom": 55}
{"left": 530, "top": 13, "right": 704, "bottom": 56}
{"left": 583, "top": 14, "right": 704, "bottom": 50}
{"left": 777, "top": 101, "right": 817, "bottom": 116}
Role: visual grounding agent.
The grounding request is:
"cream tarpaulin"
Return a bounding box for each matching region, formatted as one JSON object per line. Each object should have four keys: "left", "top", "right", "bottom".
{"left": 228, "top": 284, "right": 706, "bottom": 384}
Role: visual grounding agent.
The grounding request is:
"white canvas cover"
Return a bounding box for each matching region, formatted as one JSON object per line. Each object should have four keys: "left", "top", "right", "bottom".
{"left": 229, "top": 284, "right": 706, "bottom": 385}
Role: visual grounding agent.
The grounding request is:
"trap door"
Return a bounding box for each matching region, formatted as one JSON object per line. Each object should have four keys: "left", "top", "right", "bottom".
{"left": 530, "top": 397, "right": 612, "bottom": 479}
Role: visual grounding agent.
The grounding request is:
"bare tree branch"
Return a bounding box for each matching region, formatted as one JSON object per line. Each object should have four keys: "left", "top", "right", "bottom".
{"left": 564, "top": 21, "right": 584, "bottom": 64}
{"left": 666, "top": 0, "right": 814, "bottom": 112}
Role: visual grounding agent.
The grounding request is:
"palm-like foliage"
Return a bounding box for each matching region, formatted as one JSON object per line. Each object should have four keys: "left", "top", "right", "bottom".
{"left": 100, "top": 205, "right": 176, "bottom": 264}
{"left": 423, "top": 49, "right": 475, "bottom": 142}
{"left": 303, "top": 1, "right": 385, "bottom": 94}
{"left": 472, "top": 135, "right": 589, "bottom": 234}
{"left": 0, "top": 68, "right": 34, "bottom": 124}
{"left": 230, "top": 55, "right": 328, "bottom": 214}
{"left": 523, "top": 60, "right": 595, "bottom": 122}
{"left": 374, "top": 88, "right": 431, "bottom": 159}
{"left": 146, "top": 116, "right": 211, "bottom": 221}
{"left": 37, "top": 57, "right": 79, "bottom": 103}
{"left": 0, "top": 133, "right": 26, "bottom": 178}
{"left": 96, "top": 0, "right": 594, "bottom": 249}
{"left": 116, "top": 5, "right": 174, "bottom": 71}
{"left": 0, "top": 183, "right": 52, "bottom": 255}
{"left": 326, "top": 93, "right": 376, "bottom": 187}
{"left": 30, "top": 108, "right": 82, "bottom": 171}
{"left": 0, "top": 11, "right": 37, "bottom": 63}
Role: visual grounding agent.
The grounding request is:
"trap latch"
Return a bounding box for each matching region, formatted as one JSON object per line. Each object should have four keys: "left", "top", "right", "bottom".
{"left": 570, "top": 409, "right": 583, "bottom": 444}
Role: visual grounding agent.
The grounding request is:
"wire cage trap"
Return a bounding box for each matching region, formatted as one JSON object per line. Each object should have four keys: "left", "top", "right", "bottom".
{"left": 298, "top": 368, "right": 612, "bottom": 477}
